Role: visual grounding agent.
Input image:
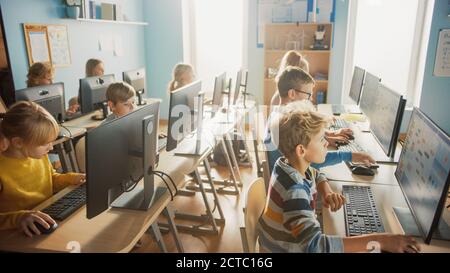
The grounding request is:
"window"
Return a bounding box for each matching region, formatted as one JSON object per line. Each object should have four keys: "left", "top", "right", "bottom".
{"left": 182, "top": 0, "right": 244, "bottom": 99}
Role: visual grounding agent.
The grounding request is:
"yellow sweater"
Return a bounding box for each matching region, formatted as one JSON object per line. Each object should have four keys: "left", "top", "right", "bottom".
{"left": 0, "top": 154, "right": 79, "bottom": 230}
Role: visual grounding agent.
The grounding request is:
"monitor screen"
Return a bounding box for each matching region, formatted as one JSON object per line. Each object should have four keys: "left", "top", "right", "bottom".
{"left": 15, "top": 82, "right": 65, "bottom": 123}
{"left": 348, "top": 66, "right": 365, "bottom": 104}
{"left": 395, "top": 108, "right": 450, "bottom": 243}
{"left": 233, "top": 69, "right": 243, "bottom": 105}
{"left": 359, "top": 72, "right": 380, "bottom": 121}
{"left": 167, "top": 80, "right": 202, "bottom": 152}
{"left": 212, "top": 72, "right": 226, "bottom": 110}
{"left": 369, "top": 84, "right": 405, "bottom": 156}
{"left": 79, "top": 74, "right": 115, "bottom": 114}
{"left": 123, "top": 68, "right": 146, "bottom": 94}
{"left": 86, "top": 101, "right": 160, "bottom": 219}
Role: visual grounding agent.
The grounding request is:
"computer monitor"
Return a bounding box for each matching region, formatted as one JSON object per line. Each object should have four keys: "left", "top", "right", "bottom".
{"left": 233, "top": 69, "right": 243, "bottom": 105}
{"left": 166, "top": 80, "right": 205, "bottom": 155}
{"left": 15, "top": 82, "right": 65, "bottom": 123}
{"left": 79, "top": 74, "right": 115, "bottom": 120}
{"left": 348, "top": 66, "right": 365, "bottom": 104}
{"left": 369, "top": 83, "right": 406, "bottom": 157}
{"left": 212, "top": 72, "right": 226, "bottom": 113}
{"left": 394, "top": 108, "right": 450, "bottom": 244}
{"left": 359, "top": 72, "right": 381, "bottom": 121}
{"left": 123, "top": 68, "right": 146, "bottom": 106}
{"left": 86, "top": 100, "right": 160, "bottom": 219}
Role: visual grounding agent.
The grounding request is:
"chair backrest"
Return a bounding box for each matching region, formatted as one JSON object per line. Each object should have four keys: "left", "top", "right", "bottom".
{"left": 75, "top": 136, "right": 86, "bottom": 173}
{"left": 240, "top": 177, "right": 266, "bottom": 253}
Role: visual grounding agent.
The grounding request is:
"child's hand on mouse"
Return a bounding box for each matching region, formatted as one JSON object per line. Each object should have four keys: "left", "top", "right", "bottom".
{"left": 18, "top": 211, "right": 56, "bottom": 237}
{"left": 323, "top": 192, "right": 346, "bottom": 212}
{"left": 352, "top": 152, "right": 376, "bottom": 167}
{"left": 68, "top": 173, "right": 86, "bottom": 185}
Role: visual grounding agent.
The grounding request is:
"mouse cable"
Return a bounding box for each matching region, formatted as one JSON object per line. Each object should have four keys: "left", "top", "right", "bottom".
{"left": 152, "top": 172, "right": 174, "bottom": 201}
{"left": 59, "top": 124, "right": 73, "bottom": 138}
{"left": 153, "top": 170, "right": 178, "bottom": 197}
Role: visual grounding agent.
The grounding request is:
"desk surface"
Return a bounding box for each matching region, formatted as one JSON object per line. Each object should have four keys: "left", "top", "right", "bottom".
{"left": 0, "top": 147, "right": 211, "bottom": 253}
{"left": 322, "top": 180, "right": 450, "bottom": 253}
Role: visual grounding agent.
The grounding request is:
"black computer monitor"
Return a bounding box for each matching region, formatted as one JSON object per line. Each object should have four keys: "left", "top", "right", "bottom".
{"left": 166, "top": 80, "right": 205, "bottom": 155}
{"left": 212, "top": 72, "right": 226, "bottom": 112}
{"left": 79, "top": 74, "right": 115, "bottom": 120}
{"left": 359, "top": 72, "right": 381, "bottom": 121}
{"left": 15, "top": 82, "right": 65, "bottom": 123}
{"left": 348, "top": 66, "right": 365, "bottom": 104}
{"left": 123, "top": 68, "right": 146, "bottom": 106}
{"left": 86, "top": 101, "right": 160, "bottom": 219}
{"left": 369, "top": 83, "right": 406, "bottom": 157}
{"left": 233, "top": 69, "right": 243, "bottom": 105}
{"left": 395, "top": 108, "right": 450, "bottom": 244}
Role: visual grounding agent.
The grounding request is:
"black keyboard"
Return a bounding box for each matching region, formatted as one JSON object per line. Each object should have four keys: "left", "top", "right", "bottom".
{"left": 158, "top": 137, "right": 167, "bottom": 151}
{"left": 342, "top": 185, "right": 385, "bottom": 236}
{"left": 42, "top": 184, "right": 86, "bottom": 221}
{"left": 337, "top": 140, "right": 366, "bottom": 153}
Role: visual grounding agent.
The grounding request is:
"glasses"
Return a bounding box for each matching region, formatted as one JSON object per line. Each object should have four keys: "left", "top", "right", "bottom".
{"left": 293, "top": 88, "right": 313, "bottom": 100}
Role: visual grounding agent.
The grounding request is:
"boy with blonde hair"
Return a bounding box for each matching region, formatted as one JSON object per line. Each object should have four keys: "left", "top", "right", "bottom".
{"left": 103, "top": 82, "right": 136, "bottom": 123}
{"left": 257, "top": 108, "right": 421, "bottom": 253}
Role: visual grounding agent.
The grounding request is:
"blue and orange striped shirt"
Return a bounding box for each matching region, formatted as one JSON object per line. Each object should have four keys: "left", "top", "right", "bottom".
{"left": 257, "top": 157, "right": 344, "bottom": 253}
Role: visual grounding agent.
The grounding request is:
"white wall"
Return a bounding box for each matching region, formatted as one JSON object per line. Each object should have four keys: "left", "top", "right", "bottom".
{"left": 348, "top": 0, "right": 419, "bottom": 103}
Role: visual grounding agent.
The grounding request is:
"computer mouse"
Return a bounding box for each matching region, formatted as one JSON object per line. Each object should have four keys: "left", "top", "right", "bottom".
{"left": 351, "top": 165, "right": 375, "bottom": 176}
{"left": 34, "top": 221, "right": 58, "bottom": 235}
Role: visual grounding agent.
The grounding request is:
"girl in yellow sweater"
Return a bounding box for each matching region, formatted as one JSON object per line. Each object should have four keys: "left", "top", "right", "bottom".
{"left": 0, "top": 101, "right": 85, "bottom": 237}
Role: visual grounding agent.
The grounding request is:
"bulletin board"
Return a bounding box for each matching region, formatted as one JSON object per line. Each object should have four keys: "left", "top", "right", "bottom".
{"left": 23, "top": 23, "right": 72, "bottom": 67}
{"left": 433, "top": 29, "right": 450, "bottom": 77}
{"left": 23, "top": 24, "right": 52, "bottom": 65}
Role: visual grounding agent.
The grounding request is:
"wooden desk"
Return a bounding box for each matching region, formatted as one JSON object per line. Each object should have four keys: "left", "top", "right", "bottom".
{"left": 0, "top": 146, "right": 209, "bottom": 253}
{"left": 322, "top": 180, "right": 450, "bottom": 253}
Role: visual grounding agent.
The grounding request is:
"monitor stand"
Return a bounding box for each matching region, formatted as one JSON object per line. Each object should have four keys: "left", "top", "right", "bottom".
{"left": 137, "top": 91, "right": 147, "bottom": 106}
{"left": 393, "top": 206, "right": 450, "bottom": 241}
{"left": 111, "top": 182, "right": 166, "bottom": 211}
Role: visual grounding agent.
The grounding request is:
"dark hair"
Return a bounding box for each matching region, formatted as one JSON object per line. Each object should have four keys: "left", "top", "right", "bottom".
{"left": 277, "top": 66, "right": 315, "bottom": 98}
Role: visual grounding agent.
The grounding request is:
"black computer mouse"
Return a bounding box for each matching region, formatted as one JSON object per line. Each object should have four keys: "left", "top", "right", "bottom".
{"left": 351, "top": 165, "right": 375, "bottom": 176}
{"left": 35, "top": 222, "right": 58, "bottom": 235}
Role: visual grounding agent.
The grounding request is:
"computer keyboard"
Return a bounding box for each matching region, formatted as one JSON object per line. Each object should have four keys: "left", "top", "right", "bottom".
{"left": 158, "top": 137, "right": 167, "bottom": 151}
{"left": 337, "top": 140, "right": 366, "bottom": 153}
{"left": 342, "top": 185, "right": 385, "bottom": 236}
{"left": 42, "top": 183, "right": 86, "bottom": 221}
{"left": 332, "top": 118, "right": 350, "bottom": 129}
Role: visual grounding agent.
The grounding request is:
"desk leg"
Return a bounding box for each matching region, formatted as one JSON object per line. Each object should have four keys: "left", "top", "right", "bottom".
{"left": 236, "top": 121, "right": 253, "bottom": 166}
{"left": 147, "top": 222, "right": 167, "bottom": 253}
{"left": 163, "top": 206, "right": 184, "bottom": 253}
{"left": 224, "top": 132, "right": 243, "bottom": 189}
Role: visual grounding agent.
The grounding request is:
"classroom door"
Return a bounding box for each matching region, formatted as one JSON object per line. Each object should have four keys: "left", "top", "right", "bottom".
{"left": 0, "top": 5, "right": 16, "bottom": 107}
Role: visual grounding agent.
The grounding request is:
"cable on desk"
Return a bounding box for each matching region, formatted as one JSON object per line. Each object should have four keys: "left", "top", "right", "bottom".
{"left": 153, "top": 172, "right": 174, "bottom": 201}
{"left": 153, "top": 170, "right": 178, "bottom": 197}
{"left": 59, "top": 124, "right": 73, "bottom": 138}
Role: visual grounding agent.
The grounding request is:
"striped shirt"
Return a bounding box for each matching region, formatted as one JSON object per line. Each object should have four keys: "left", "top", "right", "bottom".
{"left": 257, "top": 157, "right": 344, "bottom": 253}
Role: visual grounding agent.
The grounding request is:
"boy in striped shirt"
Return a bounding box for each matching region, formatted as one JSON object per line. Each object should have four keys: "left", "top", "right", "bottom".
{"left": 257, "top": 108, "right": 421, "bottom": 253}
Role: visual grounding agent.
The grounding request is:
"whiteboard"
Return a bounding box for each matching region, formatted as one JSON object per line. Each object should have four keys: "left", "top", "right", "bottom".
{"left": 433, "top": 29, "right": 450, "bottom": 77}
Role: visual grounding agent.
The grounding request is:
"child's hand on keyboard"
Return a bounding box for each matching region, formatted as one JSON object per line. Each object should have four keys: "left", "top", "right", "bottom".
{"left": 351, "top": 152, "right": 376, "bottom": 166}
{"left": 323, "top": 192, "right": 346, "bottom": 212}
{"left": 325, "top": 135, "right": 350, "bottom": 147}
{"left": 334, "top": 128, "right": 353, "bottom": 137}
{"left": 68, "top": 173, "right": 86, "bottom": 185}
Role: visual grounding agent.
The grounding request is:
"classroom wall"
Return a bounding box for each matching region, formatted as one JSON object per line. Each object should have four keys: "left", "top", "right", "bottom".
{"left": 142, "top": 0, "right": 184, "bottom": 119}
{"left": 0, "top": 0, "right": 146, "bottom": 108}
{"left": 246, "top": 0, "right": 349, "bottom": 106}
{"left": 419, "top": 0, "right": 450, "bottom": 135}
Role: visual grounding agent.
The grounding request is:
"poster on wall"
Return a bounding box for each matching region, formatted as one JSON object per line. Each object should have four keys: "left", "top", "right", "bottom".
{"left": 23, "top": 24, "right": 51, "bottom": 65}
{"left": 433, "top": 29, "right": 450, "bottom": 77}
{"left": 47, "top": 25, "right": 72, "bottom": 67}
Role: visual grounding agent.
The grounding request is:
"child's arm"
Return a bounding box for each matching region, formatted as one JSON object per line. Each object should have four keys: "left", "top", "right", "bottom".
{"left": 0, "top": 210, "right": 29, "bottom": 230}
{"left": 51, "top": 168, "right": 86, "bottom": 193}
{"left": 316, "top": 180, "right": 346, "bottom": 212}
{"left": 283, "top": 188, "right": 344, "bottom": 253}
{"left": 311, "top": 151, "right": 352, "bottom": 169}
